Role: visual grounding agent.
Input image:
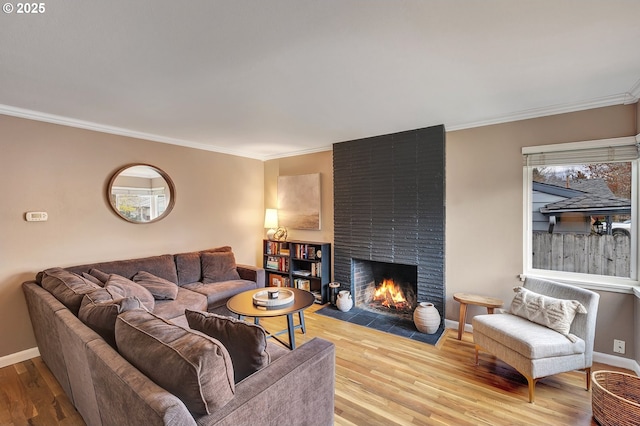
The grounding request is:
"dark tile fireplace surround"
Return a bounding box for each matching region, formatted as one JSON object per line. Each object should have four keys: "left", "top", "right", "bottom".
{"left": 333, "top": 125, "right": 445, "bottom": 326}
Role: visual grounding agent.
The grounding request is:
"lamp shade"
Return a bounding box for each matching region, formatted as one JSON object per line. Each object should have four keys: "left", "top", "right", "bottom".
{"left": 264, "top": 209, "right": 278, "bottom": 229}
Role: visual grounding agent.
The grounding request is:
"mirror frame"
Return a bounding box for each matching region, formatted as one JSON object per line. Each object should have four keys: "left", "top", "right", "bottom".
{"left": 107, "top": 163, "right": 176, "bottom": 224}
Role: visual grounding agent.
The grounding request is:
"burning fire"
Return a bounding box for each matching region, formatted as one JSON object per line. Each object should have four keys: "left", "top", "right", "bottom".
{"left": 372, "top": 278, "right": 409, "bottom": 310}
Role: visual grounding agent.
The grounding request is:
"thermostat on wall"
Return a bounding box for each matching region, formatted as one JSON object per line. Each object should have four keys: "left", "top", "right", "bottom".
{"left": 25, "top": 211, "right": 48, "bottom": 222}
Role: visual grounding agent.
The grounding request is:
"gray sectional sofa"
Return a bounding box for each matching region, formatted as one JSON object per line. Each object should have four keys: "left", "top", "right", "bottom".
{"left": 22, "top": 247, "right": 336, "bottom": 426}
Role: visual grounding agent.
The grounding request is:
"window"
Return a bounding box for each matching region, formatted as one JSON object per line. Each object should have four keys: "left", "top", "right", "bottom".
{"left": 523, "top": 137, "right": 639, "bottom": 289}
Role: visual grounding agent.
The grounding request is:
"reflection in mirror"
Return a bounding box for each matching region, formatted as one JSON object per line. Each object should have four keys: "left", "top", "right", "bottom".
{"left": 108, "top": 164, "right": 175, "bottom": 223}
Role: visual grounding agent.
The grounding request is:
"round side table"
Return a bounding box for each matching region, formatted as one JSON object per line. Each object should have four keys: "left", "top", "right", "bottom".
{"left": 453, "top": 292, "right": 503, "bottom": 340}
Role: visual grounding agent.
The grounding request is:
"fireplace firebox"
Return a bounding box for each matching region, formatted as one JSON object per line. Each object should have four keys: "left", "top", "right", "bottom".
{"left": 352, "top": 259, "right": 417, "bottom": 321}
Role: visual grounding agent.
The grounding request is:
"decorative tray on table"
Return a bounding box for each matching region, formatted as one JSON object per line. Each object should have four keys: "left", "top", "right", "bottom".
{"left": 252, "top": 289, "right": 295, "bottom": 307}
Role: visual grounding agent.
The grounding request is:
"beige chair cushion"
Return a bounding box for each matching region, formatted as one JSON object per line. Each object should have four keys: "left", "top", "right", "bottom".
{"left": 510, "top": 286, "right": 586, "bottom": 341}
{"left": 115, "top": 309, "right": 235, "bottom": 415}
{"left": 473, "top": 313, "right": 585, "bottom": 359}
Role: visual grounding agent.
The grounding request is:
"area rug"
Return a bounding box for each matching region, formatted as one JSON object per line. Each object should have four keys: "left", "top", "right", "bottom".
{"left": 315, "top": 305, "right": 444, "bottom": 345}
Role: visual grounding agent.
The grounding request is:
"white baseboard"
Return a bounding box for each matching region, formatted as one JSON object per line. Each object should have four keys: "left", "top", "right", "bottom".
{"left": 0, "top": 347, "right": 40, "bottom": 369}
{"left": 593, "top": 352, "right": 640, "bottom": 376}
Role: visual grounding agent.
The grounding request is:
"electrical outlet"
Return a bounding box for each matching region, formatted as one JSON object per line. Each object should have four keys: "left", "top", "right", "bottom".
{"left": 613, "top": 339, "right": 626, "bottom": 354}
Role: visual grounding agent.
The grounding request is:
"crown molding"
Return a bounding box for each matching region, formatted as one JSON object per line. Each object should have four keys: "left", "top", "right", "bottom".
{"left": 0, "top": 104, "right": 266, "bottom": 160}
{"left": 447, "top": 93, "right": 632, "bottom": 132}
{"left": 1, "top": 89, "right": 636, "bottom": 161}
{"left": 628, "top": 78, "right": 640, "bottom": 102}
{"left": 261, "top": 144, "right": 333, "bottom": 161}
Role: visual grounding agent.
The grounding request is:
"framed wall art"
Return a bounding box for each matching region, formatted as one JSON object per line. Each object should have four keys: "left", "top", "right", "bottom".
{"left": 277, "top": 173, "right": 321, "bottom": 230}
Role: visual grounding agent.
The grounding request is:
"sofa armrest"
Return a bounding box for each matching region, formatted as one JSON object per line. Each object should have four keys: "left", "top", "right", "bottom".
{"left": 236, "top": 264, "right": 265, "bottom": 288}
{"left": 195, "top": 337, "right": 335, "bottom": 426}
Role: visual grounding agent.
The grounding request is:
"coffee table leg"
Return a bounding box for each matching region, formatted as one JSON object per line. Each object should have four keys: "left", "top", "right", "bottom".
{"left": 286, "top": 314, "right": 296, "bottom": 349}
{"left": 254, "top": 317, "right": 260, "bottom": 325}
{"left": 299, "top": 311, "right": 306, "bottom": 334}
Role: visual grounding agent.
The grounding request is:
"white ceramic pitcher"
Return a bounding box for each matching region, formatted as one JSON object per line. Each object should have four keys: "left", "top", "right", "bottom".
{"left": 336, "top": 290, "right": 353, "bottom": 312}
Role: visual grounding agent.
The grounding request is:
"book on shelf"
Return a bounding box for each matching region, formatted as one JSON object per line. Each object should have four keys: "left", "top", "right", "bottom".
{"left": 310, "top": 262, "right": 322, "bottom": 277}
{"left": 266, "top": 256, "right": 279, "bottom": 270}
{"left": 294, "top": 278, "right": 311, "bottom": 291}
{"left": 293, "top": 269, "right": 311, "bottom": 276}
{"left": 269, "top": 274, "right": 290, "bottom": 287}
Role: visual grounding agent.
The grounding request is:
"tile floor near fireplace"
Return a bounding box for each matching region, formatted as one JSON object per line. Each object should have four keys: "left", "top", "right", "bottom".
{"left": 316, "top": 305, "right": 444, "bottom": 345}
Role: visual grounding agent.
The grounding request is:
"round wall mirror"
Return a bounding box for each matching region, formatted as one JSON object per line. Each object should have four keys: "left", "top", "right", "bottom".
{"left": 107, "top": 164, "right": 176, "bottom": 223}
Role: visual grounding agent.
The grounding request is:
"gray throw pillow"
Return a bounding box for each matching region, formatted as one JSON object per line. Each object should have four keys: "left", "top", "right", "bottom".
{"left": 510, "top": 286, "right": 587, "bottom": 341}
{"left": 88, "top": 268, "right": 110, "bottom": 284}
{"left": 40, "top": 268, "right": 101, "bottom": 315}
{"left": 78, "top": 288, "right": 146, "bottom": 348}
{"left": 104, "top": 274, "right": 155, "bottom": 311}
{"left": 201, "top": 252, "right": 241, "bottom": 284}
{"left": 82, "top": 272, "right": 104, "bottom": 286}
{"left": 133, "top": 271, "right": 179, "bottom": 300}
{"left": 115, "top": 309, "right": 235, "bottom": 415}
{"left": 185, "top": 310, "right": 270, "bottom": 383}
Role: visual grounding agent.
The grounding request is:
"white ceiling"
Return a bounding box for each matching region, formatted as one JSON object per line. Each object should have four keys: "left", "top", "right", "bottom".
{"left": 1, "top": 1, "right": 639, "bottom": 160}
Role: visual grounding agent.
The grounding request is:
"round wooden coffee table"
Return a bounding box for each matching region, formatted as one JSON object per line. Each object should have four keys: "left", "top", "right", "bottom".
{"left": 453, "top": 292, "right": 503, "bottom": 340}
{"left": 227, "top": 287, "right": 315, "bottom": 349}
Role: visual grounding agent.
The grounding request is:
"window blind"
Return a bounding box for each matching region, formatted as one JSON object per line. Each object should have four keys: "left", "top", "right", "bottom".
{"left": 523, "top": 137, "right": 639, "bottom": 167}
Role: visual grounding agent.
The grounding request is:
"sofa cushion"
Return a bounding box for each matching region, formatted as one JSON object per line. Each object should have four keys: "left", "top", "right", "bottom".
{"left": 175, "top": 247, "right": 233, "bottom": 286}
{"left": 510, "top": 286, "right": 587, "bottom": 341}
{"left": 40, "top": 268, "right": 101, "bottom": 315}
{"left": 201, "top": 252, "right": 241, "bottom": 284}
{"left": 66, "top": 254, "right": 179, "bottom": 284}
{"left": 105, "top": 274, "right": 155, "bottom": 312}
{"left": 78, "top": 288, "right": 146, "bottom": 348}
{"left": 88, "top": 268, "right": 110, "bottom": 284}
{"left": 153, "top": 287, "right": 208, "bottom": 320}
{"left": 473, "top": 313, "right": 586, "bottom": 359}
{"left": 182, "top": 280, "right": 257, "bottom": 309}
{"left": 132, "top": 271, "right": 179, "bottom": 300}
{"left": 82, "top": 272, "right": 104, "bottom": 286}
{"left": 185, "top": 310, "right": 270, "bottom": 383}
{"left": 115, "top": 309, "right": 235, "bottom": 415}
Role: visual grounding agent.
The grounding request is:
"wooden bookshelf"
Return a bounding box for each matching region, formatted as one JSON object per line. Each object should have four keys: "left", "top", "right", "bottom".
{"left": 263, "top": 240, "right": 331, "bottom": 304}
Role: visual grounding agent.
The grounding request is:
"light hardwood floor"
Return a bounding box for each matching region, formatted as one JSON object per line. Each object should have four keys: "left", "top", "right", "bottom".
{"left": 1, "top": 304, "right": 633, "bottom": 425}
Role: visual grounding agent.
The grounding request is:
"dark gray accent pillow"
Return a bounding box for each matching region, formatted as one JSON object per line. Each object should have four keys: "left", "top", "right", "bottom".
{"left": 185, "top": 310, "right": 270, "bottom": 383}
{"left": 105, "top": 274, "right": 155, "bottom": 311}
{"left": 78, "top": 288, "right": 146, "bottom": 348}
{"left": 133, "top": 271, "right": 179, "bottom": 300}
{"left": 40, "top": 268, "right": 101, "bottom": 315}
{"left": 115, "top": 309, "right": 235, "bottom": 415}
{"left": 201, "top": 252, "right": 241, "bottom": 284}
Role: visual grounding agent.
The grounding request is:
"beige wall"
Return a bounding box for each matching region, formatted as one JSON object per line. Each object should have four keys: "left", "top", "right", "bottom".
{"left": 0, "top": 115, "right": 265, "bottom": 358}
{"left": 4, "top": 103, "right": 638, "bottom": 361}
{"left": 265, "top": 104, "right": 638, "bottom": 359}
{"left": 446, "top": 104, "right": 637, "bottom": 357}
{"left": 264, "top": 150, "right": 334, "bottom": 244}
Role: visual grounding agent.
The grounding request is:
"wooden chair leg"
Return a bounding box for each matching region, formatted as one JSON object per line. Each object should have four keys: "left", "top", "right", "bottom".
{"left": 526, "top": 376, "right": 538, "bottom": 403}
{"left": 585, "top": 367, "right": 592, "bottom": 391}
